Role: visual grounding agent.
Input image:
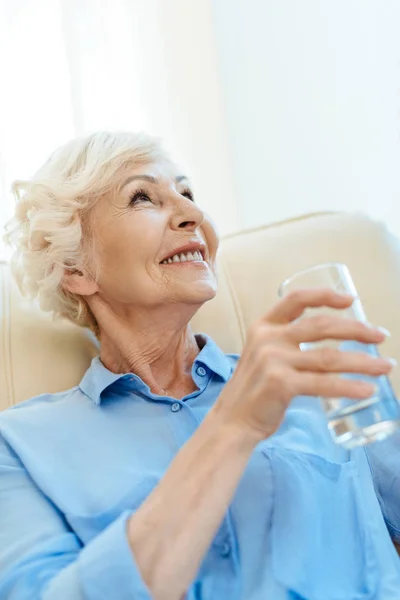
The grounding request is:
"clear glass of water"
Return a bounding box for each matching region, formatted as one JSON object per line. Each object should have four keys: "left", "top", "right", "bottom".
{"left": 279, "top": 262, "right": 400, "bottom": 448}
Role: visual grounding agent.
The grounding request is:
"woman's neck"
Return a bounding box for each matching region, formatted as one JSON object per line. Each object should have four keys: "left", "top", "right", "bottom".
{"left": 88, "top": 295, "right": 203, "bottom": 397}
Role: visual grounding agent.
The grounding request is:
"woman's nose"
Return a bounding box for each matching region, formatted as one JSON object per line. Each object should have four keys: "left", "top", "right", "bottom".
{"left": 170, "top": 198, "right": 204, "bottom": 231}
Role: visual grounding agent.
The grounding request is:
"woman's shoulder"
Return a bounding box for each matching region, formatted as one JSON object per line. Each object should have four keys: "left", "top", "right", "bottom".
{"left": 0, "top": 386, "right": 98, "bottom": 478}
{"left": 0, "top": 386, "right": 86, "bottom": 431}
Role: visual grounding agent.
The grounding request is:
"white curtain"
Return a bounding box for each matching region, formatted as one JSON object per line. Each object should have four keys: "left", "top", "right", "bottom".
{"left": 0, "top": 0, "right": 239, "bottom": 260}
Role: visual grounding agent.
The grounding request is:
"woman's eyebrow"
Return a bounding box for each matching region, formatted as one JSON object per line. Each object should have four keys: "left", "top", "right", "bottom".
{"left": 121, "top": 175, "right": 158, "bottom": 189}
{"left": 121, "top": 174, "right": 189, "bottom": 190}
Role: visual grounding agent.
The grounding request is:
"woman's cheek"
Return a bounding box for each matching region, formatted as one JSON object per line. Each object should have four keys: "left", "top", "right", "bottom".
{"left": 202, "top": 216, "right": 220, "bottom": 256}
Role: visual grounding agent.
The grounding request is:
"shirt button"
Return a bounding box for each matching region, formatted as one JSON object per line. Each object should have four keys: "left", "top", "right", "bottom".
{"left": 196, "top": 366, "right": 207, "bottom": 377}
{"left": 171, "top": 402, "right": 182, "bottom": 412}
{"left": 220, "top": 541, "right": 231, "bottom": 558}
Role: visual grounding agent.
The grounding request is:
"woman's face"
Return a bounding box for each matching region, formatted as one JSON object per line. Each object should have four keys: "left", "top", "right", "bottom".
{"left": 87, "top": 160, "right": 219, "bottom": 310}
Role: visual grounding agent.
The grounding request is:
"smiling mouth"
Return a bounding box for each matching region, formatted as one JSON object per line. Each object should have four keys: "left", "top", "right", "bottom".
{"left": 160, "top": 250, "right": 206, "bottom": 265}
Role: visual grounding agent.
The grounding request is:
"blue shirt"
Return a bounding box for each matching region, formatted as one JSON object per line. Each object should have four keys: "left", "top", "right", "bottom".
{"left": 1, "top": 333, "right": 400, "bottom": 600}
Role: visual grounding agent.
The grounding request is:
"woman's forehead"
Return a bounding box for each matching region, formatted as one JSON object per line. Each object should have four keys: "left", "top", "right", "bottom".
{"left": 125, "top": 160, "right": 185, "bottom": 183}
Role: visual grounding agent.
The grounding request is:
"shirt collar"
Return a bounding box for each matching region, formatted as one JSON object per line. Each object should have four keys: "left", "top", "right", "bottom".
{"left": 192, "top": 333, "right": 232, "bottom": 382}
{"left": 79, "top": 333, "right": 232, "bottom": 405}
{"left": 79, "top": 358, "right": 125, "bottom": 405}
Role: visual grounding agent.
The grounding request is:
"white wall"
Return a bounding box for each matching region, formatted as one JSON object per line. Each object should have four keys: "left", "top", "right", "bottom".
{"left": 211, "top": 0, "right": 400, "bottom": 235}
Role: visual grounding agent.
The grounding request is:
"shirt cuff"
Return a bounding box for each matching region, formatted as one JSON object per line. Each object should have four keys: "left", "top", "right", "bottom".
{"left": 78, "top": 510, "right": 152, "bottom": 600}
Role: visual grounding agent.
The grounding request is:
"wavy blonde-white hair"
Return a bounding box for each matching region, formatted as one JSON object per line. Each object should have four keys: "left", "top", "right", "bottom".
{"left": 4, "top": 130, "right": 168, "bottom": 335}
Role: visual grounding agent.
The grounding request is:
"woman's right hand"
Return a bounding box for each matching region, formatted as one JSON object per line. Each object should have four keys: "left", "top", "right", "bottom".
{"left": 214, "top": 288, "right": 394, "bottom": 443}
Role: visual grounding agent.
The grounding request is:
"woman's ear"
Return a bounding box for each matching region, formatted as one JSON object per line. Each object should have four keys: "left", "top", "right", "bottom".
{"left": 62, "top": 268, "right": 99, "bottom": 296}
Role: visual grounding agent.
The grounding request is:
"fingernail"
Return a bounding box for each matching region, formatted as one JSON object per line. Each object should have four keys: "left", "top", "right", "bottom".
{"left": 388, "top": 358, "right": 398, "bottom": 367}
{"left": 360, "top": 382, "right": 379, "bottom": 395}
{"left": 376, "top": 326, "right": 391, "bottom": 338}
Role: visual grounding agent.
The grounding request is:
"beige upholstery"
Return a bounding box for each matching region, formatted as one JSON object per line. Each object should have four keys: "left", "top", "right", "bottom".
{"left": 1, "top": 211, "right": 400, "bottom": 411}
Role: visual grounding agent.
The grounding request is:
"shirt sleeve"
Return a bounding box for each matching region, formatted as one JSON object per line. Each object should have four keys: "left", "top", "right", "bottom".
{"left": 0, "top": 434, "right": 153, "bottom": 600}
{"left": 365, "top": 432, "right": 400, "bottom": 543}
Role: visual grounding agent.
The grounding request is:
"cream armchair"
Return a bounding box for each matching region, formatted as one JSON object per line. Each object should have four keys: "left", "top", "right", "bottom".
{"left": 1, "top": 211, "right": 400, "bottom": 410}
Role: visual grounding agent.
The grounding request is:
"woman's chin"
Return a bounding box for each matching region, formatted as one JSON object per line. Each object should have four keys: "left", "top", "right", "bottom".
{"left": 157, "top": 262, "right": 218, "bottom": 303}
{"left": 178, "top": 278, "right": 218, "bottom": 304}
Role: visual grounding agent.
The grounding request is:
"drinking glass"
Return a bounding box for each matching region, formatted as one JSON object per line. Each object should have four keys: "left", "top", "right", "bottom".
{"left": 279, "top": 263, "right": 400, "bottom": 448}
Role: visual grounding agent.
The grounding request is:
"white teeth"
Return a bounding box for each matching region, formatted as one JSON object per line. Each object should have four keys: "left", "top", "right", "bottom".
{"left": 161, "top": 250, "right": 205, "bottom": 264}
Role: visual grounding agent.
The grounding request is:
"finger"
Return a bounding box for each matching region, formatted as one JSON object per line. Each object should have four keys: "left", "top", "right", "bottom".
{"left": 287, "top": 316, "right": 387, "bottom": 345}
{"left": 266, "top": 288, "right": 355, "bottom": 324}
{"left": 295, "top": 371, "right": 378, "bottom": 399}
{"left": 288, "top": 347, "right": 394, "bottom": 375}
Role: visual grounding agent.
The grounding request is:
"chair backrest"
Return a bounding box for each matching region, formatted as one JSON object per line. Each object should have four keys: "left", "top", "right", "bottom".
{"left": 2, "top": 211, "right": 400, "bottom": 410}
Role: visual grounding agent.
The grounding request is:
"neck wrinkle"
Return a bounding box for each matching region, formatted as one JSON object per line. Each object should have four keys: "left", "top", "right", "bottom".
{"left": 99, "top": 326, "right": 201, "bottom": 397}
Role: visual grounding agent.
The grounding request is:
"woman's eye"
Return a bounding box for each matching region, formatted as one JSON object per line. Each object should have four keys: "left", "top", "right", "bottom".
{"left": 129, "top": 190, "right": 151, "bottom": 205}
{"left": 182, "top": 188, "right": 194, "bottom": 202}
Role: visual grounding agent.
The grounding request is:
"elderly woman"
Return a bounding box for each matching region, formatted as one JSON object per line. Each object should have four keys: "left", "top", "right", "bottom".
{"left": 1, "top": 131, "right": 400, "bottom": 600}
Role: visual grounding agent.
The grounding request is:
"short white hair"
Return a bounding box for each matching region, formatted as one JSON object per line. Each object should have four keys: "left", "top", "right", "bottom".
{"left": 4, "top": 130, "right": 169, "bottom": 335}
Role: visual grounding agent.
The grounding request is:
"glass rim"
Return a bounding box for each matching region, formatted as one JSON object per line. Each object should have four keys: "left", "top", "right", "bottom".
{"left": 278, "top": 262, "right": 349, "bottom": 298}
